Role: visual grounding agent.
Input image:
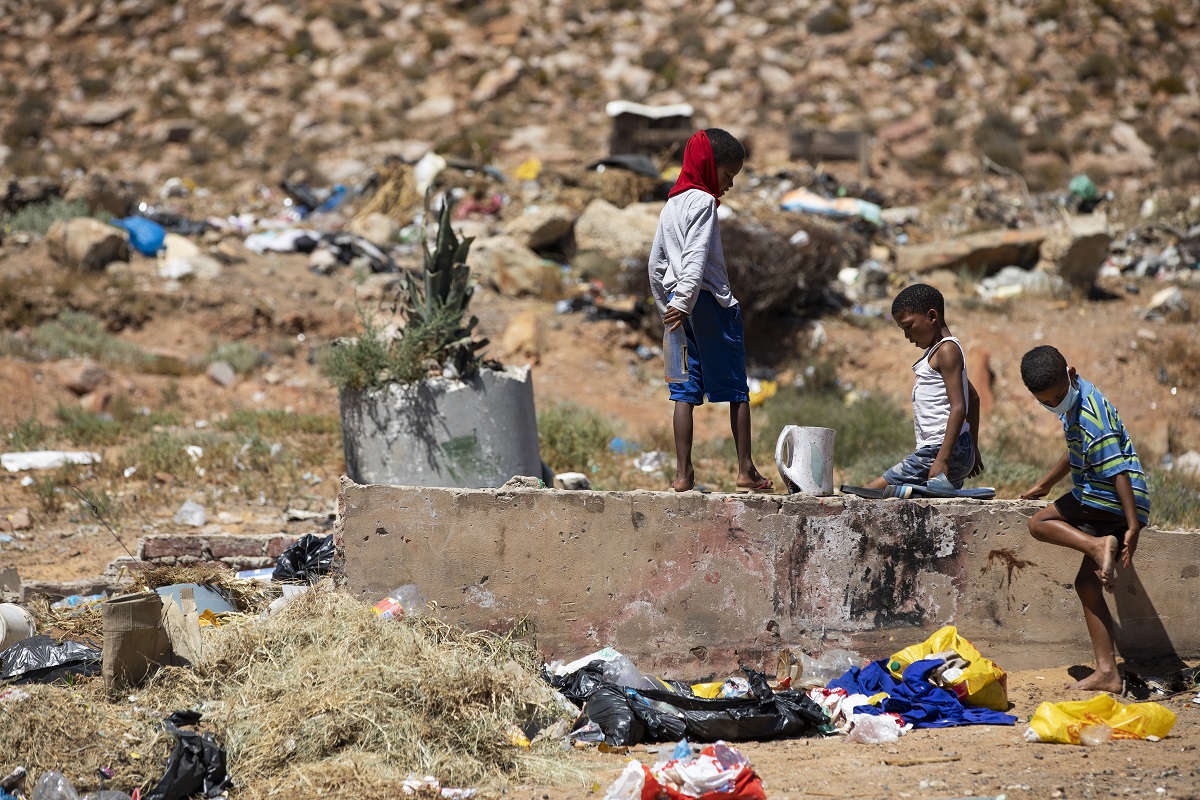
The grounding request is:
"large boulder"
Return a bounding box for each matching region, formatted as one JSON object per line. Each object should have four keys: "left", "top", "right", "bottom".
{"left": 469, "top": 235, "right": 562, "bottom": 298}
{"left": 1038, "top": 214, "right": 1111, "bottom": 288}
{"left": 573, "top": 199, "right": 660, "bottom": 263}
{"left": 502, "top": 204, "right": 576, "bottom": 251}
{"left": 897, "top": 228, "right": 1049, "bottom": 277}
{"left": 45, "top": 218, "right": 130, "bottom": 271}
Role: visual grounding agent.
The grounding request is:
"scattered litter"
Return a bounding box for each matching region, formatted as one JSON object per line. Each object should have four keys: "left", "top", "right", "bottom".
{"left": 0, "top": 603, "right": 37, "bottom": 650}
{"left": 632, "top": 451, "right": 666, "bottom": 473}
{"left": 0, "top": 634, "right": 101, "bottom": 685}
{"left": 846, "top": 712, "right": 905, "bottom": 744}
{"left": 156, "top": 584, "right": 236, "bottom": 615}
{"left": 143, "top": 710, "right": 232, "bottom": 800}
{"left": 1, "top": 451, "right": 102, "bottom": 472}
{"left": 173, "top": 500, "right": 207, "bottom": 528}
{"left": 235, "top": 568, "right": 274, "bottom": 582}
{"left": 780, "top": 188, "right": 882, "bottom": 226}
{"left": 401, "top": 774, "right": 477, "bottom": 799}
{"left": 112, "top": 216, "right": 166, "bottom": 256}
{"left": 243, "top": 228, "right": 320, "bottom": 255}
{"left": 1024, "top": 694, "right": 1176, "bottom": 744}
{"left": 50, "top": 592, "right": 108, "bottom": 610}
{"left": 603, "top": 741, "right": 764, "bottom": 800}
{"left": 272, "top": 533, "right": 334, "bottom": 584}
{"left": 372, "top": 584, "right": 426, "bottom": 621}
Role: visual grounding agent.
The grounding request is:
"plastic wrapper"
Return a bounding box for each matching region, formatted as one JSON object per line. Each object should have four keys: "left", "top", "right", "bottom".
{"left": 144, "top": 710, "right": 232, "bottom": 800}
{"left": 271, "top": 533, "right": 335, "bottom": 584}
{"left": 1025, "top": 694, "right": 1176, "bottom": 745}
{"left": 0, "top": 635, "right": 101, "bottom": 684}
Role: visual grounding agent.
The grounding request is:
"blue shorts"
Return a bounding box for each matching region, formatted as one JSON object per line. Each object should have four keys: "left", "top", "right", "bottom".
{"left": 668, "top": 291, "right": 750, "bottom": 405}
{"left": 883, "top": 430, "right": 976, "bottom": 488}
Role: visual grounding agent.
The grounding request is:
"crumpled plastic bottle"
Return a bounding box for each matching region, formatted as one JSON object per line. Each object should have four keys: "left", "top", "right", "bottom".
{"left": 32, "top": 772, "right": 79, "bottom": 800}
{"left": 371, "top": 584, "right": 426, "bottom": 621}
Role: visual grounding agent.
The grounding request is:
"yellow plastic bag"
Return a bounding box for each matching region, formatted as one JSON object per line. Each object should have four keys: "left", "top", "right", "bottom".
{"left": 1028, "top": 694, "right": 1176, "bottom": 744}
{"left": 690, "top": 681, "right": 724, "bottom": 699}
{"left": 887, "top": 625, "right": 1008, "bottom": 711}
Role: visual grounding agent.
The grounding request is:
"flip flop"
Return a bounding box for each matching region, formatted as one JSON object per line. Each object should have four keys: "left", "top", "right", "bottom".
{"left": 736, "top": 478, "right": 775, "bottom": 494}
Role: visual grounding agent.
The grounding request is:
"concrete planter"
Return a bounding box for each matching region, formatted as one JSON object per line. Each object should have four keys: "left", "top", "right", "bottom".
{"left": 339, "top": 365, "right": 542, "bottom": 488}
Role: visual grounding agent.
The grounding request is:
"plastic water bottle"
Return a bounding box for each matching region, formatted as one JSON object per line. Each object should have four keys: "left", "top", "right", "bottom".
{"left": 371, "top": 584, "right": 426, "bottom": 620}
{"left": 664, "top": 326, "right": 688, "bottom": 383}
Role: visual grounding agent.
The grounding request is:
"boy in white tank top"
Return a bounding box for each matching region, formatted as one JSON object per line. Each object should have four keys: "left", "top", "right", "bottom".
{"left": 865, "top": 284, "right": 984, "bottom": 490}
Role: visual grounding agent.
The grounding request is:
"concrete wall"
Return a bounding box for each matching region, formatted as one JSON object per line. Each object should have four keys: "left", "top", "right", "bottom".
{"left": 338, "top": 479, "right": 1200, "bottom": 676}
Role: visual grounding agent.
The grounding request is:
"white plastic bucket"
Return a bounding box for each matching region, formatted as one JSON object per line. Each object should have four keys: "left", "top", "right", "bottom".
{"left": 0, "top": 602, "right": 37, "bottom": 650}
{"left": 775, "top": 425, "right": 836, "bottom": 496}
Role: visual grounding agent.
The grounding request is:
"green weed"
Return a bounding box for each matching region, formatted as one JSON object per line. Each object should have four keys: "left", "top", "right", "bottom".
{"left": 207, "top": 341, "right": 262, "bottom": 374}
{"left": 1148, "top": 470, "right": 1200, "bottom": 530}
{"left": 538, "top": 402, "right": 618, "bottom": 474}
{"left": 2, "top": 197, "right": 91, "bottom": 236}
{"left": 218, "top": 409, "right": 340, "bottom": 437}
{"left": 2, "top": 416, "right": 50, "bottom": 451}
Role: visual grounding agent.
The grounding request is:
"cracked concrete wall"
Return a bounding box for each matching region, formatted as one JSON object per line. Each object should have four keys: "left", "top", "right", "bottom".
{"left": 338, "top": 480, "right": 1200, "bottom": 676}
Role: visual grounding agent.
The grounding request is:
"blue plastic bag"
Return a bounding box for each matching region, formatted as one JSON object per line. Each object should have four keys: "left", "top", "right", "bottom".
{"left": 113, "top": 216, "right": 166, "bottom": 256}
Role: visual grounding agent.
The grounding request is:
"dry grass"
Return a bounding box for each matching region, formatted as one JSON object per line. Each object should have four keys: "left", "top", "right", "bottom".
{"left": 3, "top": 589, "right": 584, "bottom": 799}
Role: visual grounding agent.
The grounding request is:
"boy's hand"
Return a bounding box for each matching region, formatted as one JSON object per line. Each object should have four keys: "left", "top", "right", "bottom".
{"left": 1121, "top": 526, "right": 1140, "bottom": 569}
{"left": 969, "top": 450, "right": 985, "bottom": 478}
{"left": 1020, "top": 484, "right": 1048, "bottom": 500}
{"left": 663, "top": 306, "right": 687, "bottom": 331}
{"left": 928, "top": 458, "right": 949, "bottom": 481}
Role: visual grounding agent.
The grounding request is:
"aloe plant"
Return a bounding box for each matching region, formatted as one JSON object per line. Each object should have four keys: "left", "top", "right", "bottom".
{"left": 322, "top": 201, "right": 492, "bottom": 391}
{"left": 394, "top": 200, "right": 490, "bottom": 379}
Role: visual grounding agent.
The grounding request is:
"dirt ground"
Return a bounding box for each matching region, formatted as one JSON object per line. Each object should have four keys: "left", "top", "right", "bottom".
{"left": 523, "top": 665, "right": 1199, "bottom": 800}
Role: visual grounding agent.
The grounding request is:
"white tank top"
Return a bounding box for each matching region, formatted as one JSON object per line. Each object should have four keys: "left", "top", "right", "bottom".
{"left": 911, "top": 337, "right": 970, "bottom": 448}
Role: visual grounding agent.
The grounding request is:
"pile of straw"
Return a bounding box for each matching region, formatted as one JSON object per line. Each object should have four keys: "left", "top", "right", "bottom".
{"left": 2, "top": 589, "right": 582, "bottom": 799}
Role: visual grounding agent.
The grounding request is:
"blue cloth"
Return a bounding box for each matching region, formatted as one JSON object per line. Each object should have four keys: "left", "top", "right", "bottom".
{"left": 1060, "top": 377, "right": 1149, "bottom": 524}
{"left": 668, "top": 290, "right": 749, "bottom": 405}
{"left": 827, "top": 658, "right": 1016, "bottom": 728}
{"left": 883, "top": 429, "right": 976, "bottom": 488}
{"left": 113, "top": 216, "right": 166, "bottom": 256}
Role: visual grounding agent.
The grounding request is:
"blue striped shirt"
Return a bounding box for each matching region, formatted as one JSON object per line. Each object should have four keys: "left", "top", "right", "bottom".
{"left": 1059, "top": 377, "right": 1150, "bottom": 524}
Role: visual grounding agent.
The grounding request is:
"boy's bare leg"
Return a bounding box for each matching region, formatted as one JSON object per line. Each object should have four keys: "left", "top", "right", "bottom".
{"left": 1071, "top": 556, "right": 1123, "bottom": 692}
{"left": 672, "top": 401, "right": 695, "bottom": 491}
{"left": 865, "top": 475, "right": 888, "bottom": 489}
{"left": 730, "top": 401, "right": 771, "bottom": 488}
{"left": 1028, "top": 505, "right": 1120, "bottom": 590}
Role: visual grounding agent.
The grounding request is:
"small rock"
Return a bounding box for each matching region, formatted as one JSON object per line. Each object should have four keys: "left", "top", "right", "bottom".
{"left": 574, "top": 198, "right": 660, "bottom": 264}
{"left": 501, "top": 309, "right": 542, "bottom": 362}
{"left": 406, "top": 95, "right": 456, "bottom": 122}
{"left": 308, "top": 17, "right": 345, "bottom": 52}
{"left": 501, "top": 476, "right": 544, "bottom": 490}
{"left": 3, "top": 507, "right": 32, "bottom": 532}
{"left": 79, "top": 389, "right": 113, "bottom": 415}
{"left": 206, "top": 360, "right": 237, "bottom": 387}
{"left": 57, "top": 358, "right": 109, "bottom": 395}
{"left": 470, "top": 235, "right": 562, "bottom": 298}
{"left": 348, "top": 212, "right": 399, "bottom": 246}
{"left": 45, "top": 218, "right": 131, "bottom": 271}
{"left": 555, "top": 472, "right": 591, "bottom": 490}
{"left": 502, "top": 204, "right": 576, "bottom": 251}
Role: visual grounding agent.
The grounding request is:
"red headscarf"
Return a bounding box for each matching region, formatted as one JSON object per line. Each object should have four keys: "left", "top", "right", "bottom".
{"left": 668, "top": 130, "right": 721, "bottom": 207}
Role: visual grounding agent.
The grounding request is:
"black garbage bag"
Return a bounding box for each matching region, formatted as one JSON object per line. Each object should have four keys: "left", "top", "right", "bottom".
{"left": 144, "top": 710, "right": 232, "bottom": 800}
{"left": 0, "top": 634, "right": 101, "bottom": 684}
{"left": 544, "top": 660, "right": 606, "bottom": 706}
{"left": 635, "top": 683, "right": 828, "bottom": 742}
{"left": 272, "top": 533, "right": 335, "bottom": 584}
{"left": 581, "top": 684, "right": 645, "bottom": 746}
{"left": 628, "top": 693, "right": 689, "bottom": 742}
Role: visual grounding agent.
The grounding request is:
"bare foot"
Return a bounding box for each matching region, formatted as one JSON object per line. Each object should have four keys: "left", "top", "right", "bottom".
{"left": 1097, "top": 536, "right": 1119, "bottom": 593}
{"left": 736, "top": 469, "right": 774, "bottom": 492}
{"left": 671, "top": 469, "right": 695, "bottom": 492}
{"left": 1068, "top": 670, "right": 1124, "bottom": 694}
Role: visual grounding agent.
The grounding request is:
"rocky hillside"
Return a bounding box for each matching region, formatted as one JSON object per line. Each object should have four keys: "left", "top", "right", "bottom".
{"left": 1, "top": 0, "right": 1197, "bottom": 198}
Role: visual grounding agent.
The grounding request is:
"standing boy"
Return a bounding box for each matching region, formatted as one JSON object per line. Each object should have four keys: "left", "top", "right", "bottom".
{"left": 1019, "top": 345, "right": 1149, "bottom": 693}
{"left": 648, "top": 128, "right": 773, "bottom": 493}
{"left": 865, "top": 283, "right": 984, "bottom": 491}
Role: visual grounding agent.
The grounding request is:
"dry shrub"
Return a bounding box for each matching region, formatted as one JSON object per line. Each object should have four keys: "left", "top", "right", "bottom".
{"left": 2, "top": 589, "right": 583, "bottom": 799}
{"left": 355, "top": 161, "right": 421, "bottom": 221}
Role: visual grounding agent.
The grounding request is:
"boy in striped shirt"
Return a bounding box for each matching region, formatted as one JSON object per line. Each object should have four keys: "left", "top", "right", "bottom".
{"left": 1019, "top": 345, "right": 1149, "bottom": 693}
